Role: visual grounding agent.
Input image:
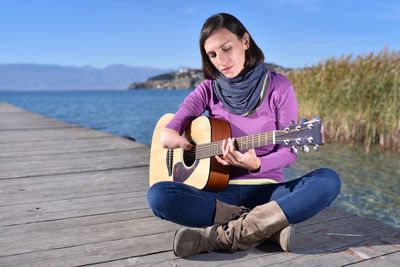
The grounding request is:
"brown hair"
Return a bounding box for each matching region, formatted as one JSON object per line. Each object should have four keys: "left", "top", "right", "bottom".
{"left": 199, "top": 13, "right": 265, "bottom": 79}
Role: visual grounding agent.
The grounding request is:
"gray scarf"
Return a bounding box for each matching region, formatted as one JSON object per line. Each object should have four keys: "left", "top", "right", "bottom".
{"left": 212, "top": 63, "right": 267, "bottom": 115}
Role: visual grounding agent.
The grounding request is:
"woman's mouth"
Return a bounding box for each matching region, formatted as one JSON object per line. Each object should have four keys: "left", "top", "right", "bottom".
{"left": 222, "top": 66, "right": 232, "bottom": 72}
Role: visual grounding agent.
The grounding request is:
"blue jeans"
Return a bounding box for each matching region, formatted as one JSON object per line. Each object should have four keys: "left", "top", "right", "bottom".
{"left": 147, "top": 168, "right": 341, "bottom": 227}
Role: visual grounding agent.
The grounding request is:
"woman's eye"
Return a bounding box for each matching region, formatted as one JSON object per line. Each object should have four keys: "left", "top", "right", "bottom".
{"left": 208, "top": 53, "right": 216, "bottom": 58}
{"left": 222, "top": 47, "right": 231, "bottom": 52}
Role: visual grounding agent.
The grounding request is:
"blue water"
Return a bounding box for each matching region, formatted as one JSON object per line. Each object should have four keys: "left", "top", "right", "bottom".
{"left": 1, "top": 90, "right": 399, "bottom": 229}
{"left": 0, "top": 90, "right": 192, "bottom": 146}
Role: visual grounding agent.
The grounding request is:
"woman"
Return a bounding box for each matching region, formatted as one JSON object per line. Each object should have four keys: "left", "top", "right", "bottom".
{"left": 147, "top": 13, "right": 341, "bottom": 258}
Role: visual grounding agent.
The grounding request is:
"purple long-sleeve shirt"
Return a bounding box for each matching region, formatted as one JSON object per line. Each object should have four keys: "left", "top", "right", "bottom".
{"left": 166, "top": 72, "right": 298, "bottom": 183}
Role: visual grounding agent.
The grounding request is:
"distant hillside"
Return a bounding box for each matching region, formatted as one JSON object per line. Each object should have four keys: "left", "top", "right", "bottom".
{"left": 0, "top": 64, "right": 171, "bottom": 90}
{"left": 129, "top": 68, "right": 203, "bottom": 89}
{"left": 129, "top": 63, "right": 290, "bottom": 89}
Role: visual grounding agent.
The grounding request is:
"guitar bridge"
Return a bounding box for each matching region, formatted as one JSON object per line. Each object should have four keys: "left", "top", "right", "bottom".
{"left": 166, "top": 149, "right": 173, "bottom": 176}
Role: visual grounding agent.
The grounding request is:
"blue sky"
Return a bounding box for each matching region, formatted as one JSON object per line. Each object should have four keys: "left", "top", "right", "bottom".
{"left": 1, "top": 0, "right": 399, "bottom": 69}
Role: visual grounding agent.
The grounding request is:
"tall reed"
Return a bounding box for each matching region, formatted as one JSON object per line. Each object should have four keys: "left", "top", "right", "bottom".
{"left": 284, "top": 46, "right": 400, "bottom": 152}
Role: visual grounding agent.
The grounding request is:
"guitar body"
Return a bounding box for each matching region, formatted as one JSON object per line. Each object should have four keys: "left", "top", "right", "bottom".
{"left": 149, "top": 113, "right": 324, "bottom": 191}
{"left": 149, "top": 113, "right": 231, "bottom": 191}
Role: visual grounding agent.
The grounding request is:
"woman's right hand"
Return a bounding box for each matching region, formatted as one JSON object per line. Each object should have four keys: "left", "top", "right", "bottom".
{"left": 160, "top": 127, "right": 193, "bottom": 150}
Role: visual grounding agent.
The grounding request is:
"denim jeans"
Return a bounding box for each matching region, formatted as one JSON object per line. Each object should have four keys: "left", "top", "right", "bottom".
{"left": 147, "top": 168, "right": 341, "bottom": 227}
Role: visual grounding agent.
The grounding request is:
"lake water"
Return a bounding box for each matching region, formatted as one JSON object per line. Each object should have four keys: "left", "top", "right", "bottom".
{"left": 1, "top": 89, "right": 399, "bottom": 229}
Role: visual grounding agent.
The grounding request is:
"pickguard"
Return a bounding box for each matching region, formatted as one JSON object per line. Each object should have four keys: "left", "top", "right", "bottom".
{"left": 173, "top": 160, "right": 200, "bottom": 183}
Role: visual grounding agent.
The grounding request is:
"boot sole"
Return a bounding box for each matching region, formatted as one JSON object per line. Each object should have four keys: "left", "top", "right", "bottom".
{"left": 172, "top": 229, "right": 179, "bottom": 257}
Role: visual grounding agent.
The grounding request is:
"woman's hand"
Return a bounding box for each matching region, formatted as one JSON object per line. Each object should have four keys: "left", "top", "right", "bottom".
{"left": 215, "top": 138, "right": 261, "bottom": 171}
{"left": 160, "top": 127, "right": 193, "bottom": 150}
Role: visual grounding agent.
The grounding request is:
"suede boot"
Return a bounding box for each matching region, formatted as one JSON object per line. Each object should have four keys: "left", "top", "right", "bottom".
{"left": 173, "top": 201, "right": 288, "bottom": 258}
{"left": 214, "top": 200, "right": 249, "bottom": 225}
{"left": 271, "top": 224, "right": 295, "bottom": 252}
{"left": 173, "top": 225, "right": 221, "bottom": 257}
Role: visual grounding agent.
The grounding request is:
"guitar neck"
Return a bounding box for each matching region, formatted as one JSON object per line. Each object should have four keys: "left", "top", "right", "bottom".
{"left": 195, "top": 131, "right": 275, "bottom": 159}
{"left": 191, "top": 119, "right": 323, "bottom": 160}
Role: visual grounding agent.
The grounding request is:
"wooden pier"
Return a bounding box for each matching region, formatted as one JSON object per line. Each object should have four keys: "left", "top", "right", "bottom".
{"left": 0, "top": 102, "right": 399, "bottom": 266}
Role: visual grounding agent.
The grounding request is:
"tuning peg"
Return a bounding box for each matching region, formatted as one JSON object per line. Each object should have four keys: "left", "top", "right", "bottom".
{"left": 289, "top": 146, "right": 298, "bottom": 154}
{"left": 290, "top": 120, "right": 296, "bottom": 125}
{"left": 314, "top": 144, "right": 319, "bottom": 151}
{"left": 313, "top": 116, "right": 319, "bottom": 120}
{"left": 300, "top": 118, "right": 307, "bottom": 124}
{"left": 301, "top": 145, "right": 310, "bottom": 153}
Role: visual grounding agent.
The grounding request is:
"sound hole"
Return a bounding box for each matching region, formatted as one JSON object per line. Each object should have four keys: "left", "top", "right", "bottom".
{"left": 183, "top": 140, "right": 196, "bottom": 167}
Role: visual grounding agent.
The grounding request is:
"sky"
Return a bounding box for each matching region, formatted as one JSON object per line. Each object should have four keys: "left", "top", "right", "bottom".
{"left": 1, "top": 0, "right": 399, "bottom": 70}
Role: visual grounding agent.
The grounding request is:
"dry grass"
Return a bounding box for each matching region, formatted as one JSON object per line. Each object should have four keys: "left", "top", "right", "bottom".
{"left": 283, "top": 46, "right": 400, "bottom": 152}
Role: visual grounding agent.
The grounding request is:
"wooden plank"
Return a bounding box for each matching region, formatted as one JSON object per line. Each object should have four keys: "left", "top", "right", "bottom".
{"left": 94, "top": 246, "right": 283, "bottom": 267}
{"left": 1, "top": 233, "right": 397, "bottom": 267}
{"left": 0, "top": 135, "right": 146, "bottom": 157}
{"left": 0, "top": 148, "right": 150, "bottom": 179}
{"left": 93, "top": 251, "right": 178, "bottom": 267}
{"left": 0, "top": 103, "right": 76, "bottom": 130}
{"left": 0, "top": 168, "right": 149, "bottom": 206}
{"left": 0, "top": 191, "right": 149, "bottom": 226}
{"left": 0, "top": 214, "right": 178, "bottom": 257}
{"left": 0, "top": 231, "right": 176, "bottom": 267}
{"left": 0, "top": 127, "right": 112, "bottom": 142}
{"left": 350, "top": 251, "right": 400, "bottom": 266}
{"left": 0, "top": 116, "right": 78, "bottom": 130}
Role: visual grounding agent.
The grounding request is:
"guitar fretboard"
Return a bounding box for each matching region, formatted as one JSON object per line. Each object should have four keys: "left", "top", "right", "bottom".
{"left": 194, "top": 131, "right": 276, "bottom": 159}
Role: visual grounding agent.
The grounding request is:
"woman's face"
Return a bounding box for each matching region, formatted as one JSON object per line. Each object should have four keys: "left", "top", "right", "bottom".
{"left": 204, "top": 28, "right": 249, "bottom": 78}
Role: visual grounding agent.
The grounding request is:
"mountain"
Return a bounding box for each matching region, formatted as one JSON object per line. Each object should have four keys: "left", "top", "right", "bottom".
{"left": 128, "top": 63, "right": 290, "bottom": 90}
{"left": 0, "top": 64, "right": 172, "bottom": 91}
{"left": 129, "top": 68, "right": 203, "bottom": 89}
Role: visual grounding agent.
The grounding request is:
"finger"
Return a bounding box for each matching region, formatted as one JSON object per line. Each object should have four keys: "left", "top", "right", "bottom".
{"left": 229, "top": 138, "right": 237, "bottom": 152}
{"left": 223, "top": 138, "right": 239, "bottom": 164}
{"left": 215, "top": 155, "right": 229, "bottom": 165}
{"left": 216, "top": 153, "right": 234, "bottom": 165}
{"left": 228, "top": 151, "right": 240, "bottom": 165}
{"left": 182, "top": 141, "right": 193, "bottom": 150}
{"left": 222, "top": 139, "right": 229, "bottom": 156}
{"left": 225, "top": 138, "right": 235, "bottom": 153}
{"left": 223, "top": 138, "right": 234, "bottom": 160}
{"left": 247, "top": 148, "right": 256, "bottom": 155}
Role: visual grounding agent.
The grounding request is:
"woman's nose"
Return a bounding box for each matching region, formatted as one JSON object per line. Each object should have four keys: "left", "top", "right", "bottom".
{"left": 217, "top": 54, "right": 228, "bottom": 66}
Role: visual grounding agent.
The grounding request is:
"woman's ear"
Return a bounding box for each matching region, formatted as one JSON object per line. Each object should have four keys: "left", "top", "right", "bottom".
{"left": 242, "top": 32, "right": 250, "bottom": 49}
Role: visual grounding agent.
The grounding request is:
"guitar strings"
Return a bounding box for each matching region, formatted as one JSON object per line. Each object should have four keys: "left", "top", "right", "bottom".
{"left": 179, "top": 127, "right": 312, "bottom": 160}
{"left": 182, "top": 139, "right": 309, "bottom": 162}
{"left": 182, "top": 128, "right": 307, "bottom": 158}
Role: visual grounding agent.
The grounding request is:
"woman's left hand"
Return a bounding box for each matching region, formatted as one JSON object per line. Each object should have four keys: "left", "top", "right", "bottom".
{"left": 215, "top": 138, "right": 261, "bottom": 171}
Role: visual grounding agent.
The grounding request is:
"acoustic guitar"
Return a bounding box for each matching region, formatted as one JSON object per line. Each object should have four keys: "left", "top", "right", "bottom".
{"left": 149, "top": 113, "right": 324, "bottom": 191}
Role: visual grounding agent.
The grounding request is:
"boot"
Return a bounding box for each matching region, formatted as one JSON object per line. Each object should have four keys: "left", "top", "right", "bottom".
{"left": 173, "top": 225, "right": 222, "bottom": 257}
{"left": 270, "top": 224, "right": 295, "bottom": 252}
{"left": 214, "top": 199, "right": 249, "bottom": 225}
{"left": 173, "top": 201, "right": 288, "bottom": 258}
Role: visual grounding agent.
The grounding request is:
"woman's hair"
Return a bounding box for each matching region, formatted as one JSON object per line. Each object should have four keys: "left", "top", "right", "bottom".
{"left": 199, "top": 13, "right": 265, "bottom": 79}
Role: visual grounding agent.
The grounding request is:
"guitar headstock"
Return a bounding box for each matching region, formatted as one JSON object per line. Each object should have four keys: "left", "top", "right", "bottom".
{"left": 275, "top": 117, "right": 324, "bottom": 153}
